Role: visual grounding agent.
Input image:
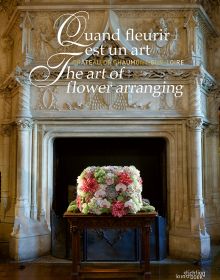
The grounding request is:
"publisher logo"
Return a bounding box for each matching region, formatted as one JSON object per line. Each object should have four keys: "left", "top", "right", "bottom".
{"left": 176, "top": 270, "right": 206, "bottom": 279}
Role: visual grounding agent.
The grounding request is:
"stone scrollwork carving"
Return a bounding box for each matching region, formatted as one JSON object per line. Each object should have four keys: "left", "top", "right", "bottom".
{"left": 30, "top": 67, "right": 194, "bottom": 82}
{"left": 186, "top": 117, "right": 204, "bottom": 130}
{"left": 199, "top": 71, "right": 217, "bottom": 93}
{"left": 15, "top": 119, "right": 33, "bottom": 129}
{"left": 35, "top": 87, "right": 59, "bottom": 111}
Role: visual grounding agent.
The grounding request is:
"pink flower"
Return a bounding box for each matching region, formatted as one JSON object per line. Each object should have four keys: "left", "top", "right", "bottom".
{"left": 106, "top": 177, "right": 114, "bottom": 185}
{"left": 76, "top": 196, "right": 82, "bottom": 211}
{"left": 112, "top": 201, "right": 127, "bottom": 217}
{"left": 118, "top": 172, "right": 133, "bottom": 186}
{"left": 81, "top": 178, "right": 98, "bottom": 193}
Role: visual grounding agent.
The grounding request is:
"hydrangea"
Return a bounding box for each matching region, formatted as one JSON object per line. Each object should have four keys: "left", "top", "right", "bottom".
{"left": 67, "top": 166, "right": 155, "bottom": 217}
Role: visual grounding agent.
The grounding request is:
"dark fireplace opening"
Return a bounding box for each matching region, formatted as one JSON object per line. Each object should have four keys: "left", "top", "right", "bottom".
{"left": 52, "top": 137, "right": 167, "bottom": 260}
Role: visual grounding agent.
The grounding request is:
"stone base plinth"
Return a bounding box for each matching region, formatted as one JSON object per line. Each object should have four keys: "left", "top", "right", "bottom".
{"left": 169, "top": 232, "right": 210, "bottom": 260}
{"left": 9, "top": 216, "right": 51, "bottom": 261}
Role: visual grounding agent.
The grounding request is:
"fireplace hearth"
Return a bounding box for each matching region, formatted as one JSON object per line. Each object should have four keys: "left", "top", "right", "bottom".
{"left": 52, "top": 137, "right": 167, "bottom": 260}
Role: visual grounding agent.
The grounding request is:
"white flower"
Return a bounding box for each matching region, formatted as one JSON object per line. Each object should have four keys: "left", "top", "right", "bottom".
{"left": 77, "top": 176, "right": 83, "bottom": 185}
{"left": 124, "top": 200, "right": 134, "bottom": 208}
{"left": 94, "top": 189, "right": 106, "bottom": 198}
{"left": 99, "top": 184, "right": 107, "bottom": 190}
{"left": 124, "top": 199, "right": 138, "bottom": 213}
{"left": 115, "top": 183, "right": 127, "bottom": 192}
{"left": 100, "top": 199, "right": 111, "bottom": 208}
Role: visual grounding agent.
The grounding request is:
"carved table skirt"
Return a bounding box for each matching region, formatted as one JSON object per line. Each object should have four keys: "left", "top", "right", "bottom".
{"left": 64, "top": 212, "right": 157, "bottom": 280}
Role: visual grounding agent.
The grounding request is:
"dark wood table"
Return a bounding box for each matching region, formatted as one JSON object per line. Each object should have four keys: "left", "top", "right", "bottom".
{"left": 64, "top": 211, "right": 157, "bottom": 280}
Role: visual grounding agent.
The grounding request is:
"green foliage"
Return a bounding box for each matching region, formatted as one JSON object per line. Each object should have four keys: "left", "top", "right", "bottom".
{"left": 67, "top": 200, "right": 78, "bottom": 212}
{"left": 94, "top": 167, "right": 106, "bottom": 184}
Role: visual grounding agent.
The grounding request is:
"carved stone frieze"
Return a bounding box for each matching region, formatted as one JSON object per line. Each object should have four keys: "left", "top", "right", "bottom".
{"left": 35, "top": 87, "right": 59, "bottom": 111}
{"left": 32, "top": 83, "right": 186, "bottom": 112}
{"left": 34, "top": 85, "right": 153, "bottom": 112}
{"left": 113, "top": 10, "right": 185, "bottom": 60}
{"left": 29, "top": 66, "right": 196, "bottom": 82}
{"left": 114, "top": 10, "right": 188, "bottom": 19}
{"left": 31, "top": 10, "right": 107, "bottom": 61}
{"left": 186, "top": 117, "right": 204, "bottom": 129}
{"left": 159, "top": 92, "right": 184, "bottom": 112}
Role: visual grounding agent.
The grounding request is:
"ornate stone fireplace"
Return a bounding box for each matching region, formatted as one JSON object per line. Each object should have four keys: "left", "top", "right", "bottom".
{"left": 0, "top": 1, "right": 220, "bottom": 261}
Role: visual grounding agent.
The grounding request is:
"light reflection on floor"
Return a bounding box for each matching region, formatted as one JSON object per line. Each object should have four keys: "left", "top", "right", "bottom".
{"left": 0, "top": 252, "right": 220, "bottom": 280}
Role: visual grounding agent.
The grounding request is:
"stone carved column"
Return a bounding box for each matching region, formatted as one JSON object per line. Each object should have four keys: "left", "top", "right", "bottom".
{"left": 14, "top": 71, "right": 32, "bottom": 217}
{"left": 189, "top": 75, "right": 203, "bottom": 117}
{"left": 186, "top": 117, "right": 209, "bottom": 236}
{"left": 9, "top": 72, "right": 50, "bottom": 261}
{"left": 14, "top": 119, "right": 33, "bottom": 217}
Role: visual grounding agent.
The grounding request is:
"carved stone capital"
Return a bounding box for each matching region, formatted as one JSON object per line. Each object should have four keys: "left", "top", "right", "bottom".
{"left": 186, "top": 117, "right": 204, "bottom": 130}
{"left": 15, "top": 119, "right": 33, "bottom": 130}
{"left": 193, "top": 67, "right": 217, "bottom": 93}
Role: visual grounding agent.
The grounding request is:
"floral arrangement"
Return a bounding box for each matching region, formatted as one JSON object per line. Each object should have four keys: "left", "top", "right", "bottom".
{"left": 67, "top": 166, "right": 155, "bottom": 217}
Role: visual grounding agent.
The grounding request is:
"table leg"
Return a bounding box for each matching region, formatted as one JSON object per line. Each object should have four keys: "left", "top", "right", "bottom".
{"left": 71, "top": 225, "right": 80, "bottom": 280}
{"left": 142, "top": 225, "right": 151, "bottom": 280}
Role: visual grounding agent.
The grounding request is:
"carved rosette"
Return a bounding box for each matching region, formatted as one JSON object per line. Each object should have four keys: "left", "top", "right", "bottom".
{"left": 186, "top": 117, "right": 204, "bottom": 130}
{"left": 15, "top": 119, "right": 33, "bottom": 130}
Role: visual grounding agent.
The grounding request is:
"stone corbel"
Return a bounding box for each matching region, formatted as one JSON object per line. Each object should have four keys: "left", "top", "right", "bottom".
{"left": 186, "top": 117, "right": 203, "bottom": 130}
